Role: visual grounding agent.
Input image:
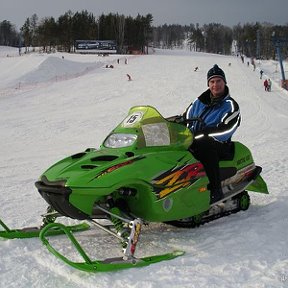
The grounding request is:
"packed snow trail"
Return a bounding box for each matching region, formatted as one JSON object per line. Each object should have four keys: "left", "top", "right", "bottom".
{"left": 0, "top": 47, "right": 287, "bottom": 288}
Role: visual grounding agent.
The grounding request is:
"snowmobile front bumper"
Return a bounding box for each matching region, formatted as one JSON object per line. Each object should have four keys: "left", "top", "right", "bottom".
{"left": 35, "top": 176, "right": 89, "bottom": 220}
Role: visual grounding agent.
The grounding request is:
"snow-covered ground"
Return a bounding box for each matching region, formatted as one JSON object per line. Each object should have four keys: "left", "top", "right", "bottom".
{"left": 0, "top": 46, "right": 288, "bottom": 288}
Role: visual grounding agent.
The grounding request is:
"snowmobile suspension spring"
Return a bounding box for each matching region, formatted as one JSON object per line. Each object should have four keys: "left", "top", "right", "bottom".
{"left": 109, "top": 207, "right": 126, "bottom": 234}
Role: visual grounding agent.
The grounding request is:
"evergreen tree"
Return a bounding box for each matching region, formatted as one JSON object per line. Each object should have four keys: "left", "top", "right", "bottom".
{"left": 0, "top": 20, "right": 18, "bottom": 46}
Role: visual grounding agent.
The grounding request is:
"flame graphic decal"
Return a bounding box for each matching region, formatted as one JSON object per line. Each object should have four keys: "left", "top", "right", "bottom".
{"left": 152, "top": 162, "right": 205, "bottom": 199}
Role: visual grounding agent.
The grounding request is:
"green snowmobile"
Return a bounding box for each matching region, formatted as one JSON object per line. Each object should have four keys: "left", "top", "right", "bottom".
{"left": 0, "top": 105, "right": 268, "bottom": 272}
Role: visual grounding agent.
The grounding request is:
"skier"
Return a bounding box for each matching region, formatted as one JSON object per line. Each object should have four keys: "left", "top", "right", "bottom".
{"left": 264, "top": 79, "right": 269, "bottom": 91}
{"left": 260, "top": 70, "right": 264, "bottom": 79}
{"left": 184, "top": 64, "right": 241, "bottom": 204}
{"left": 267, "top": 79, "right": 272, "bottom": 91}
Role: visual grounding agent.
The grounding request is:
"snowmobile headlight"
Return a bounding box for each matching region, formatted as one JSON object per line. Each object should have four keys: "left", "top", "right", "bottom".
{"left": 104, "top": 133, "right": 137, "bottom": 148}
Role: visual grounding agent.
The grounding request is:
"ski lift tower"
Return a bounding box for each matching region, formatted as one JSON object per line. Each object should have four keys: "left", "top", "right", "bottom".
{"left": 271, "top": 32, "right": 288, "bottom": 90}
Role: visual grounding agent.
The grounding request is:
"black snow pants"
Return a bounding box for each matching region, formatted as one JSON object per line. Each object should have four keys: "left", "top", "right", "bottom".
{"left": 190, "top": 137, "right": 233, "bottom": 191}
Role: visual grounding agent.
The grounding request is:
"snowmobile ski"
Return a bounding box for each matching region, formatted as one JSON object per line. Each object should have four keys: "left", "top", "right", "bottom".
{"left": 40, "top": 222, "right": 184, "bottom": 272}
{"left": 0, "top": 218, "right": 90, "bottom": 239}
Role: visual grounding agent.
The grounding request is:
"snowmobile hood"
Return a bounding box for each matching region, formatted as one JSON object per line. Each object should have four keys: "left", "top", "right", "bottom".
{"left": 41, "top": 148, "right": 142, "bottom": 187}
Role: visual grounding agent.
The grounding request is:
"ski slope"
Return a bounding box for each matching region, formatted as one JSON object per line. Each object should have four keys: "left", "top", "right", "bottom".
{"left": 0, "top": 46, "right": 288, "bottom": 288}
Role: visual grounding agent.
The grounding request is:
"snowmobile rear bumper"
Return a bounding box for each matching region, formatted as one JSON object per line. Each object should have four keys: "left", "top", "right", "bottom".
{"left": 35, "top": 177, "right": 89, "bottom": 220}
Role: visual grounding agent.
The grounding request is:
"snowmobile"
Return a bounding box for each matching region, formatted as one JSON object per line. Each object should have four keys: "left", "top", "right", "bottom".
{"left": 0, "top": 105, "right": 268, "bottom": 272}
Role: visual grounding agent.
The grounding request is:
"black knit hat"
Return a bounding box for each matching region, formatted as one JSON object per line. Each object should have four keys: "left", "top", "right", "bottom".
{"left": 207, "top": 64, "right": 226, "bottom": 85}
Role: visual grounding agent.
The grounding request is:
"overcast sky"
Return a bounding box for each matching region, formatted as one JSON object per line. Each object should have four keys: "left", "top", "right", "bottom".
{"left": 1, "top": 0, "right": 288, "bottom": 30}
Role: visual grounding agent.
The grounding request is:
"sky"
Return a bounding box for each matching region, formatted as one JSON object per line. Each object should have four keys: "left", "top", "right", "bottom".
{"left": 1, "top": 0, "right": 288, "bottom": 30}
{"left": 0, "top": 46, "right": 288, "bottom": 287}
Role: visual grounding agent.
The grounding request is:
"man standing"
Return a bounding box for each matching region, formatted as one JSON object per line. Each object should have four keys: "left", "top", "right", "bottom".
{"left": 264, "top": 79, "right": 269, "bottom": 91}
{"left": 267, "top": 79, "right": 272, "bottom": 91}
{"left": 184, "top": 64, "right": 241, "bottom": 204}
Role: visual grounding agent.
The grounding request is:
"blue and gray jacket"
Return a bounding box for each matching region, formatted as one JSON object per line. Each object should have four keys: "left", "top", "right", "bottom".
{"left": 185, "top": 86, "right": 241, "bottom": 142}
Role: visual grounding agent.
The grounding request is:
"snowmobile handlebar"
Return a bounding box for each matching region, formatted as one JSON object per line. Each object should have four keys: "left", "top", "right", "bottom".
{"left": 166, "top": 115, "right": 205, "bottom": 126}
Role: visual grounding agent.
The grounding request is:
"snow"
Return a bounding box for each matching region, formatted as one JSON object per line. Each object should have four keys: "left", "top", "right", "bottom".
{"left": 0, "top": 45, "right": 288, "bottom": 288}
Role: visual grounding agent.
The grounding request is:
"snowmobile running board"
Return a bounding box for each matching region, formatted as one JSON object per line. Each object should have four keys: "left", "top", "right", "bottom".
{"left": 211, "top": 166, "right": 264, "bottom": 207}
{"left": 40, "top": 222, "right": 184, "bottom": 272}
{"left": 0, "top": 218, "right": 90, "bottom": 239}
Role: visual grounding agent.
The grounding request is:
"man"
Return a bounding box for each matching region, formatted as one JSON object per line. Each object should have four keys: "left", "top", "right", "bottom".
{"left": 267, "top": 78, "right": 272, "bottom": 91}
{"left": 264, "top": 79, "right": 269, "bottom": 91}
{"left": 184, "top": 64, "right": 241, "bottom": 204}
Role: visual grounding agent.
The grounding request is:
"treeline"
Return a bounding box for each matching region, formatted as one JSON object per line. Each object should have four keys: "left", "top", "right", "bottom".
{"left": 0, "top": 11, "right": 153, "bottom": 54}
{"left": 153, "top": 22, "right": 288, "bottom": 59}
{"left": 1, "top": 11, "right": 288, "bottom": 59}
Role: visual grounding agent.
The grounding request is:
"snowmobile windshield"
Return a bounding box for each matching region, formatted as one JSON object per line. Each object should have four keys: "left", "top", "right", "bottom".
{"left": 103, "top": 106, "right": 192, "bottom": 149}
